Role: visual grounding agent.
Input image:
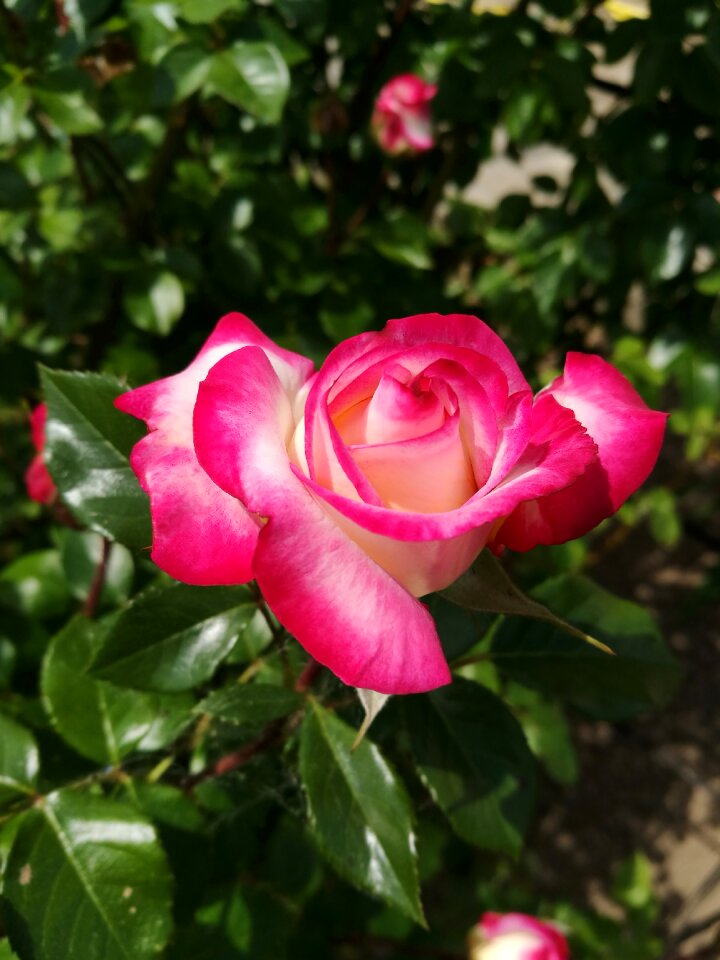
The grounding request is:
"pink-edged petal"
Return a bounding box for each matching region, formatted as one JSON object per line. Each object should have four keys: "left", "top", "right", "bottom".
{"left": 315, "top": 494, "right": 490, "bottom": 596}
{"left": 479, "top": 913, "right": 569, "bottom": 959}
{"left": 25, "top": 454, "right": 56, "bottom": 505}
{"left": 115, "top": 313, "right": 314, "bottom": 585}
{"left": 547, "top": 352, "right": 667, "bottom": 508}
{"left": 383, "top": 314, "right": 530, "bottom": 395}
{"left": 495, "top": 353, "right": 667, "bottom": 551}
{"left": 419, "top": 358, "right": 501, "bottom": 486}
{"left": 363, "top": 368, "right": 447, "bottom": 444}
{"left": 296, "top": 394, "right": 595, "bottom": 541}
{"left": 129, "top": 436, "right": 258, "bottom": 585}
{"left": 350, "top": 411, "right": 476, "bottom": 513}
{"left": 193, "top": 347, "right": 451, "bottom": 694}
{"left": 116, "top": 311, "right": 314, "bottom": 433}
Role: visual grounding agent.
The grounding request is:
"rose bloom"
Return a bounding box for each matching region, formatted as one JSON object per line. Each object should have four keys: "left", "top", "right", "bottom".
{"left": 116, "top": 312, "right": 666, "bottom": 694}
{"left": 25, "top": 404, "right": 56, "bottom": 505}
{"left": 371, "top": 74, "right": 437, "bottom": 155}
{"left": 469, "top": 913, "right": 570, "bottom": 960}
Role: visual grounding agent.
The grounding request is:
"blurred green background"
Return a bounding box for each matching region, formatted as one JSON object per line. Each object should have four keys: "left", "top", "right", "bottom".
{"left": 0, "top": 0, "right": 719, "bottom": 957}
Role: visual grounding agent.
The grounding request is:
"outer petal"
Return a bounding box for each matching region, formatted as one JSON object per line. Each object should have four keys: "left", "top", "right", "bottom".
{"left": 193, "top": 347, "right": 451, "bottom": 694}
{"left": 496, "top": 353, "right": 667, "bottom": 551}
{"left": 115, "top": 312, "right": 314, "bottom": 585}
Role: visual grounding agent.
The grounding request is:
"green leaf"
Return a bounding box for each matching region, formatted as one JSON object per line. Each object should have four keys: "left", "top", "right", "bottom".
{"left": 442, "top": 551, "right": 614, "bottom": 655}
{"left": 491, "top": 575, "right": 682, "bottom": 720}
{"left": 207, "top": 42, "right": 290, "bottom": 123}
{"left": 403, "top": 678, "right": 536, "bottom": 857}
{"left": 0, "top": 714, "right": 39, "bottom": 809}
{"left": 3, "top": 790, "right": 173, "bottom": 960}
{"left": 91, "top": 583, "right": 255, "bottom": 692}
{"left": 505, "top": 684, "right": 578, "bottom": 785}
{"left": 695, "top": 266, "right": 720, "bottom": 296}
{"left": 177, "top": 0, "right": 244, "bottom": 22}
{"left": 32, "top": 73, "right": 103, "bottom": 135}
{"left": 42, "top": 617, "right": 193, "bottom": 764}
{"left": 124, "top": 270, "right": 185, "bottom": 336}
{"left": 371, "top": 216, "right": 433, "bottom": 271}
{"left": 299, "top": 699, "right": 424, "bottom": 925}
{"left": 199, "top": 683, "right": 302, "bottom": 726}
{"left": 0, "top": 550, "right": 71, "bottom": 621}
{"left": 40, "top": 368, "right": 151, "bottom": 549}
{"left": 642, "top": 223, "right": 694, "bottom": 283}
{"left": 153, "top": 44, "right": 214, "bottom": 106}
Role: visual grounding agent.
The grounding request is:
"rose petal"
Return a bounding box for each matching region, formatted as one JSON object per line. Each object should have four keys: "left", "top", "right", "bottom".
{"left": 29, "top": 403, "right": 47, "bottom": 452}
{"left": 350, "top": 411, "right": 477, "bottom": 514}
{"left": 193, "top": 346, "right": 451, "bottom": 694}
{"left": 296, "top": 394, "right": 595, "bottom": 542}
{"left": 25, "top": 454, "right": 55, "bottom": 505}
{"left": 115, "top": 312, "right": 314, "bottom": 585}
{"left": 495, "top": 353, "right": 667, "bottom": 551}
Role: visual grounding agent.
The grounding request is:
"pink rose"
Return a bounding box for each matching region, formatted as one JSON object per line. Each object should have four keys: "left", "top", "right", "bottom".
{"left": 116, "top": 312, "right": 666, "bottom": 694}
{"left": 371, "top": 73, "right": 437, "bottom": 155}
{"left": 25, "top": 404, "right": 57, "bottom": 505}
{"left": 469, "top": 913, "right": 570, "bottom": 960}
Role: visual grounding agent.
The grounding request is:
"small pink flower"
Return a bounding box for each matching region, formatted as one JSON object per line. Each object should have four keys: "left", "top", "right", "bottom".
{"left": 469, "top": 912, "right": 570, "bottom": 960}
{"left": 372, "top": 73, "right": 437, "bottom": 155}
{"left": 116, "top": 312, "right": 666, "bottom": 695}
{"left": 24, "top": 404, "right": 56, "bottom": 505}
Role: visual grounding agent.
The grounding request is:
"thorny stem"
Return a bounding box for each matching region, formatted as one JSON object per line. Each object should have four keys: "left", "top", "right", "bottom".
{"left": 82, "top": 537, "right": 111, "bottom": 618}
{"left": 295, "top": 658, "right": 324, "bottom": 693}
{"left": 182, "top": 713, "right": 300, "bottom": 792}
{"left": 182, "top": 658, "right": 323, "bottom": 792}
{"left": 52, "top": 0, "right": 69, "bottom": 33}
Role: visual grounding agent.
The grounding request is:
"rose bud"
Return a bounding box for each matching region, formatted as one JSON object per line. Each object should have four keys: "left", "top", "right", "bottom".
{"left": 116, "top": 312, "right": 666, "bottom": 694}
{"left": 24, "top": 404, "right": 56, "bottom": 505}
{"left": 371, "top": 73, "right": 437, "bottom": 155}
{"left": 469, "top": 912, "right": 569, "bottom": 960}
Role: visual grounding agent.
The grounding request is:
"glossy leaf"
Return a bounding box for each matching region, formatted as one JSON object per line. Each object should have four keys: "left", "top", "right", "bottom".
{"left": 442, "top": 551, "right": 613, "bottom": 655}
{"left": 177, "top": 0, "right": 243, "bottom": 22}
{"left": 124, "top": 271, "right": 185, "bottom": 336}
{"left": 403, "top": 678, "right": 536, "bottom": 857}
{"left": 199, "top": 683, "right": 302, "bottom": 727}
{"left": 40, "top": 368, "right": 151, "bottom": 548}
{"left": 42, "top": 617, "right": 194, "bottom": 764}
{"left": 4, "top": 790, "right": 173, "bottom": 960}
{"left": 91, "top": 583, "right": 255, "bottom": 692}
{"left": 491, "top": 576, "right": 682, "bottom": 720}
{"left": 0, "top": 714, "right": 39, "bottom": 809}
{"left": 207, "top": 42, "right": 290, "bottom": 123}
{"left": 299, "top": 699, "right": 424, "bottom": 925}
{"left": 0, "top": 550, "right": 71, "bottom": 621}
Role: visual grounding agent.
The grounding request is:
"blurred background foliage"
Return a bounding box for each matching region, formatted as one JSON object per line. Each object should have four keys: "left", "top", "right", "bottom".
{"left": 0, "top": 0, "right": 719, "bottom": 958}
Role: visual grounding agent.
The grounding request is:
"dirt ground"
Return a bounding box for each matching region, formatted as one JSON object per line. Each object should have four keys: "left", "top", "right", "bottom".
{"left": 462, "top": 47, "right": 720, "bottom": 955}
{"left": 529, "top": 444, "right": 720, "bottom": 959}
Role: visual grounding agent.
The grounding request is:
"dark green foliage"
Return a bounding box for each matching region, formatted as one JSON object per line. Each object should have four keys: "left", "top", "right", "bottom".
{"left": 0, "top": 0, "right": 714, "bottom": 957}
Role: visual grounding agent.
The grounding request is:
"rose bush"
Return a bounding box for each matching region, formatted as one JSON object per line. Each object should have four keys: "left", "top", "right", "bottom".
{"left": 469, "top": 912, "right": 569, "bottom": 960}
{"left": 117, "top": 312, "right": 666, "bottom": 694}
{"left": 371, "top": 74, "right": 437, "bottom": 155}
{"left": 24, "top": 404, "right": 56, "bottom": 505}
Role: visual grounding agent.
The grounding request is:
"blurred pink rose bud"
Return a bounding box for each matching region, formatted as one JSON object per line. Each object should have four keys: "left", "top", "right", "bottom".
{"left": 372, "top": 73, "right": 437, "bottom": 155}
{"left": 469, "top": 912, "right": 569, "bottom": 960}
{"left": 25, "top": 404, "right": 56, "bottom": 505}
